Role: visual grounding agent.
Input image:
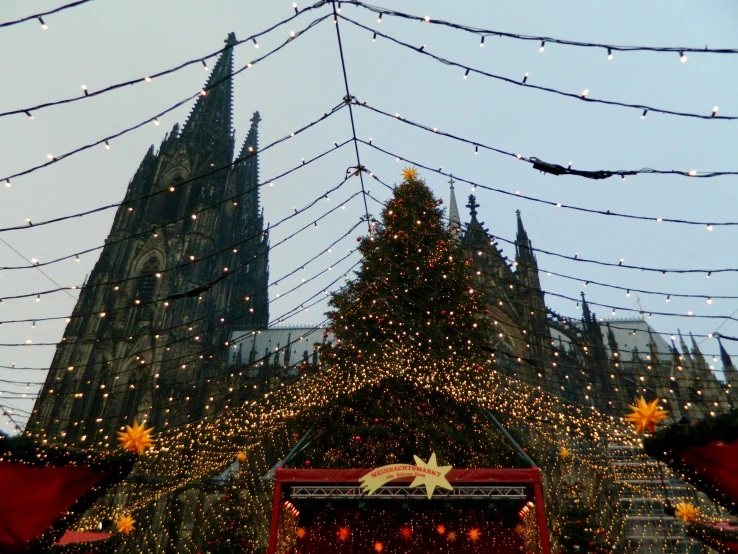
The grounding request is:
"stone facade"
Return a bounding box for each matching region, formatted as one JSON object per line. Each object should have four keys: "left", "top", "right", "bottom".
{"left": 459, "top": 191, "right": 733, "bottom": 422}
{"left": 27, "top": 33, "right": 269, "bottom": 449}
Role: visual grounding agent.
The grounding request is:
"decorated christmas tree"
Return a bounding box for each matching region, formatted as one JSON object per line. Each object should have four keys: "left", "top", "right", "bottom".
{"left": 294, "top": 167, "right": 506, "bottom": 468}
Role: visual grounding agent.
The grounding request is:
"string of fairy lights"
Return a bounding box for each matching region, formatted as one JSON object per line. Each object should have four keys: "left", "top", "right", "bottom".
{"left": 3, "top": 1, "right": 737, "bottom": 550}
{"left": 340, "top": 14, "right": 738, "bottom": 122}
{"left": 0, "top": 164, "right": 358, "bottom": 317}
{"left": 0, "top": 4, "right": 324, "bottom": 117}
{"left": 0, "top": 0, "right": 96, "bottom": 30}
{"left": 355, "top": 101, "right": 738, "bottom": 181}
{"left": 343, "top": 1, "right": 738, "bottom": 57}
{"left": 0, "top": 13, "right": 333, "bottom": 195}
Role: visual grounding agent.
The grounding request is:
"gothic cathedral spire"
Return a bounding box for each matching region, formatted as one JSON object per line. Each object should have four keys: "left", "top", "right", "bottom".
{"left": 447, "top": 175, "right": 461, "bottom": 231}
{"left": 179, "top": 33, "right": 237, "bottom": 166}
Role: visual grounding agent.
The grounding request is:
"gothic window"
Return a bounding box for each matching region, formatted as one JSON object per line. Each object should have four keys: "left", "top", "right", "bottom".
{"left": 138, "top": 257, "right": 160, "bottom": 304}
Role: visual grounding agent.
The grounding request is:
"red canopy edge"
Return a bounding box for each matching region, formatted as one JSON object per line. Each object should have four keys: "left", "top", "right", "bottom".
{"left": 55, "top": 531, "right": 113, "bottom": 545}
{"left": 276, "top": 467, "right": 542, "bottom": 484}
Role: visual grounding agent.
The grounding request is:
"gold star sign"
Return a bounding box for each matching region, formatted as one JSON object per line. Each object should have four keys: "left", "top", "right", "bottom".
{"left": 409, "top": 453, "right": 453, "bottom": 499}
{"left": 675, "top": 502, "right": 699, "bottom": 523}
{"left": 436, "top": 524, "right": 446, "bottom": 535}
{"left": 402, "top": 167, "right": 418, "bottom": 181}
{"left": 373, "top": 542, "right": 384, "bottom": 552}
{"left": 399, "top": 526, "right": 414, "bottom": 540}
{"left": 236, "top": 452, "right": 247, "bottom": 463}
{"left": 337, "top": 527, "right": 351, "bottom": 542}
{"left": 115, "top": 515, "right": 135, "bottom": 535}
{"left": 446, "top": 531, "right": 457, "bottom": 542}
{"left": 117, "top": 420, "right": 154, "bottom": 454}
{"left": 467, "top": 528, "right": 482, "bottom": 543}
{"left": 625, "top": 396, "right": 669, "bottom": 433}
{"left": 560, "top": 447, "right": 571, "bottom": 460}
{"left": 296, "top": 527, "right": 307, "bottom": 539}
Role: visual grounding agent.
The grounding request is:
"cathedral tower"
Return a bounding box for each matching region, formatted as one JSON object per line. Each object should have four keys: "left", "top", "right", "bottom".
{"left": 28, "top": 34, "right": 269, "bottom": 448}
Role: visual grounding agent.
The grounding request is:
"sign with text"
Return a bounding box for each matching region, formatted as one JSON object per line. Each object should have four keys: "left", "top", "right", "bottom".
{"left": 359, "top": 453, "right": 453, "bottom": 499}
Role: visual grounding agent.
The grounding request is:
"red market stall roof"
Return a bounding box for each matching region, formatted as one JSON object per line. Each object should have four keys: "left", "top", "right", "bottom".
{"left": 0, "top": 434, "right": 134, "bottom": 554}
{"left": 644, "top": 410, "right": 738, "bottom": 516}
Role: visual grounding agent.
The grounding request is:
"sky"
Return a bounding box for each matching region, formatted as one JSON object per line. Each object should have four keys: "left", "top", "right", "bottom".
{"left": 1, "top": 0, "right": 737, "bottom": 433}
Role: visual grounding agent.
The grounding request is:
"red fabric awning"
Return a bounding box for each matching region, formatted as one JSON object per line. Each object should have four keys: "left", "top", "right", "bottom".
{"left": 676, "top": 440, "right": 738, "bottom": 508}
{"left": 0, "top": 461, "right": 110, "bottom": 554}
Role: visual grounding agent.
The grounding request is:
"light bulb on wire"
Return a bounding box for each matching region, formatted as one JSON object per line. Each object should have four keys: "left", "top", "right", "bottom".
{"left": 680, "top": 51, "right": 688, "bottom": 63}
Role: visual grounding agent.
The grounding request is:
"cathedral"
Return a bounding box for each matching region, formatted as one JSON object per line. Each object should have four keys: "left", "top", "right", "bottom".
{"left": 24, "top": 33, "right": 737, "bottom": 553}
{"left": 454, "top": 182, "right": 736, "bottom": 422}
{"left": 27, "top": 33, "right": 269, "bottom": 449}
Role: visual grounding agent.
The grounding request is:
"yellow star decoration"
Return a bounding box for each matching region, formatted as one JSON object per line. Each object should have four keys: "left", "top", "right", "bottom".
{"left": 296, "top": 527, "right": 307, "bottom": 539}
{"left": 117, "top": 420, "right": 154, "bottom": 454}
{"left": 115, "top": 515, "right": 135, "bottom": 535}
{"left": 560, "top": 447, "right": 571, "bottom": 460}
{"left": 236, "top": 452, "right": 247, "bottom": 463}
{"left": 337, "top": 526, "right": 351, "bottom": 542}
{"left": 373, "top": 541, "right": 384, "bottom": 552}
{"left": 625, "top": 396, "right": 669, "bottom": 433}
{"left": 409, "top": 453, "right": 453, "bottom": 499}
{"left": 399, "top": 526, "right": 414, "bottom": 540}
{"left": 514, "top": 524, "right": 525, "bottom": 535}
{"left": 467, "top": 527, "right": 482, "bottom": 542}
{"left": 675, "top": 502, "right": 699, "bottom": 523}
{"left": 402, "top": 166, "right": 418, "bottom": 181}
{"left": 447, "top": 530, "right": 457, "bottom": 542}
{"left": 436, "top": 524, "right": 446, "bottom": 535}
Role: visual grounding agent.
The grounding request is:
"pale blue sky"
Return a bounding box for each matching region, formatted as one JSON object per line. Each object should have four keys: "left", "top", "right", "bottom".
{"left": 1, "top": 0, "right": 737, "bottom": 431}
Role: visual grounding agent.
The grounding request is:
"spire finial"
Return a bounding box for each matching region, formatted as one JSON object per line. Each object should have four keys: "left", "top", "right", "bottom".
{"left": 466, "top": 194, "right": 479, "bottom": 218}
{"left": 448, "top": 174, "right": 461, "bottom": 230}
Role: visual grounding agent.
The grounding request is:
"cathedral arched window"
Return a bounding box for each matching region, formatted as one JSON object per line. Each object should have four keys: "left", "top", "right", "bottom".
{"left": 138, "top": 256, "right": 160, "bottom": 304}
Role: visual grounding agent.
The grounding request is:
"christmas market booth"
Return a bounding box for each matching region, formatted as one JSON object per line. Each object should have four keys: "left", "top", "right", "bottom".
{"left": 0, "top": 433, "right": 134, "bottom": 554}
{"left": 644, "top": 408, "right": 738, "bottom": 516}
{"left": 644, "top": 408, "right": 738, "bottom": 553}
{"left": 267, "top": 458, "right": 550, "bottom": 554}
